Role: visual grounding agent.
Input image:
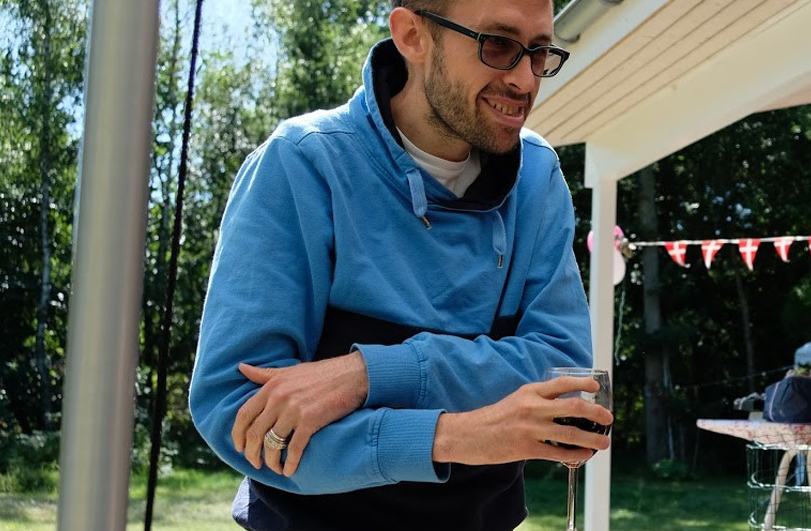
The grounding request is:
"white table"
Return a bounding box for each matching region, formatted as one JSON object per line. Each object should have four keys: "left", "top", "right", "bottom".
{"left": 698, "top": 419, "right": 811, "bottom": 531}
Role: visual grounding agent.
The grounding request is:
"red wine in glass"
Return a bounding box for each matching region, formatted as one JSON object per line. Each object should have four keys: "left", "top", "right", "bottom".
{"left": 543, "top": 367, "right": 612, "bottom": 531}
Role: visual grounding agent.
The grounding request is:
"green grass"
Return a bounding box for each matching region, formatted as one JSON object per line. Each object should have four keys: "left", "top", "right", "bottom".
{"left": 0, "top": 468, "right": 244, "bottom": 531}
{"left": 0, "top": 468, "right": 750, "bottom": 531}
{"left": 518, "top": 472, "right": 749, "bottom": 531}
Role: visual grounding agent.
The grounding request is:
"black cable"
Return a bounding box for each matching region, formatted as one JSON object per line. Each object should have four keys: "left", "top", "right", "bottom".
{"left": 144, "top": 1, "right": 204, "bottom": 529}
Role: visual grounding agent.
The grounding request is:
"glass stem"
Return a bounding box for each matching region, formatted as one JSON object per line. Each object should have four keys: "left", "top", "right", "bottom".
{"left": 566, "top": 466, "right": 578, "bottom": 531}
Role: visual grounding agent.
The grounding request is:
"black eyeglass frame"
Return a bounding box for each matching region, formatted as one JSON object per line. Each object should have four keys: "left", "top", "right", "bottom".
{"left": 414, "top": 10, "right": 570, "bottom": 78}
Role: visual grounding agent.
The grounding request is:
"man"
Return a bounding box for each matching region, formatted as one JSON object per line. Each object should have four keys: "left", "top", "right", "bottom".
{"left": 189, "top": 0, "right": 613, "bottom": 529}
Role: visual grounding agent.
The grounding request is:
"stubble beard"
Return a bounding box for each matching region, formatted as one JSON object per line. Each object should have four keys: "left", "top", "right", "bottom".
{"left": 423, "top": 42, "right": 523, "bottom": 155}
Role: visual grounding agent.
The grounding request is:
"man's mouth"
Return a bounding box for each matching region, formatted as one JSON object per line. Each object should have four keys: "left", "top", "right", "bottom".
{"left": 488, "top": 101, "right": 523, "bottom": 117}
{"left": 482, "top": 94, "right": 529, "bottom": 120}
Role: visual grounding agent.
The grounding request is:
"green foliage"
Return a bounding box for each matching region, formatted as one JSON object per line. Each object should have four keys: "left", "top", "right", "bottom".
{"left": 256, "top": 0, "right": 389, "bottom": 118}
{"left": 133, "top": 0, "right": 391, "bottom": 466}
{"left": 130, "top": 422, "right": 176, "bottom": 477}
{"left": 650, "top": 458, "right": 692, "bottom": 481}
{"left": 553, "top": 0, "right": 570, "bottom": 14}
{"left": 0, "top": 0, "right": 87, "bottom": 433}
{"left": 0, "top": 431, "right": 60, "bottom": 492}
{"left": 566, "top": 103, "right": 811, "bottom": 469}
{"left": 782, "top": 277, "right": 811, "bottom": 348}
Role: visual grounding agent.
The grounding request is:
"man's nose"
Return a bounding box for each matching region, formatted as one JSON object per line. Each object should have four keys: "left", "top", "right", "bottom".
{"left": 502, "top": 54, "right": 537, "bottom": 94}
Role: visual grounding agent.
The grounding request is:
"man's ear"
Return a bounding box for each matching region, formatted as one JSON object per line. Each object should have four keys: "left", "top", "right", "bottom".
{"left": 389, "top": 7, "right": 432, "bottom": 68}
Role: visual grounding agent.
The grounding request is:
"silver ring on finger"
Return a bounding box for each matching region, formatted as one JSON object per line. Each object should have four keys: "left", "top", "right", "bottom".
{"left": 264, "top": 428, "right": 290, "bottom": 451}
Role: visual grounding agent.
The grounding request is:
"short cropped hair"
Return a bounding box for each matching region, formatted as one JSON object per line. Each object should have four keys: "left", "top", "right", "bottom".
{"left": 391, "top": 0, "right": 450, "bottom": 15}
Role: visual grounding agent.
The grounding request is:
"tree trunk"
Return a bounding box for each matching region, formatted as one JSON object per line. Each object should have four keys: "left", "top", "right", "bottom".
{"left": 733, "top": 267, "right": 756, "bottom": 393}
{"left": 34, "top": 0, "right": 54, "bottom": 430}
{"left": 638, "top": 166, "right": 670, "bottom": 465}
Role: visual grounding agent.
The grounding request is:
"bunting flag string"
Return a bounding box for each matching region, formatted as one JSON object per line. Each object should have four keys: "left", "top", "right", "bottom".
{"left": 624, "top": 234, "right": 811, "bottom": 271}
{"left": 738, "top": 238, "right": 760, "bottom": 271}
{"left": 701, "top": 240, "right": 724, "bottom": 269}
{"left": 665, "top": 241, "right": 689, "bottom": 268}
{"left": 775, "top": 236, "right": 794, "bottom": 262}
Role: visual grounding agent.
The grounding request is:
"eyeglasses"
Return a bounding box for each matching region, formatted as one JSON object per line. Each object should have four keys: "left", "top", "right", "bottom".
{"left": 414, "top": 10, "right": 570, "bottom": 78}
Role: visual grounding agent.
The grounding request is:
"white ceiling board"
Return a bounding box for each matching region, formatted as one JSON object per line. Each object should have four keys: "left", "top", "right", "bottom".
{"left": 536, "top": 0, "right": 707, "bottom": 138}
{"left": 581, "top": 0, "right": 811, "bottom": 185}
{"left": 528, "top": 0, "right": 676, "bottom": 128}
{"left": 758, "top": 84, "right": 811, "bottom": 113}
{"left": 530, "top": 0, "right": 811, "bottom": 151}
{"left": 564, "top": 0, "right": 800, "bottom": 144}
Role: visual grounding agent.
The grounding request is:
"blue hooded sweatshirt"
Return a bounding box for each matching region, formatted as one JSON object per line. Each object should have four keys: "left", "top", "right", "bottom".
{"left": 189, "top": 39, "right": 592, "bottom": 531}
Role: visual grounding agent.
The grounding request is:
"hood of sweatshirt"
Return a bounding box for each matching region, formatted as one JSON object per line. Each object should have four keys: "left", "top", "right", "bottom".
{"left": 347, "top": 38, "right": 522, "bottom": 262}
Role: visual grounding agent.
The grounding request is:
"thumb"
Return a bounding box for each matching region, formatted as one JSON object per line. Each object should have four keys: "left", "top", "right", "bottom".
{"left": 238, "top": 363, "right": 275, "bottom": 384}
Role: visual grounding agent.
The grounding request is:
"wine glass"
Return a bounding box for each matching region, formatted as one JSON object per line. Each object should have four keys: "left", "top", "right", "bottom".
{"left": 543, "top": 367, "right": 613, "bottom": 531}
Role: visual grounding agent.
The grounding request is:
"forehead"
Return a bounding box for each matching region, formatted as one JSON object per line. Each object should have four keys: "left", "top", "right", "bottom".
{"left": 447, "top": 0, "right": 554, "bottom": 42}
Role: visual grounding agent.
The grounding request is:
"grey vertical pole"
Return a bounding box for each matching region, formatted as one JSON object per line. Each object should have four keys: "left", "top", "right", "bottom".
{"left": 57, "top": 0, "right": 159, "bottom": 530}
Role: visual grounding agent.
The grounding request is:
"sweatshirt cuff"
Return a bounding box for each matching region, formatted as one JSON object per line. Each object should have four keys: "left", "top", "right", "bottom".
{"left": 375, "top": 408, "right": 449, "bottom": 483}
{"left": 353, "top": 342, "right": 423, "bottom": 408}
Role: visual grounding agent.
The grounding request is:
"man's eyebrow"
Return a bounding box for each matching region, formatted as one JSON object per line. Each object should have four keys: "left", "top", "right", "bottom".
{"left": 481, "top": 22, "right": 553, "bottom": 44}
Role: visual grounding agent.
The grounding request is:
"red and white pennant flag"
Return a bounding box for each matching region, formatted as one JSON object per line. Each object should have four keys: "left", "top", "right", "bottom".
{"left": 738, "top": 238, "right": 761, "bottom": 271}
{"left": 701, "top": 240, "right": 724, "bottom": 269}
{"left": 665, "top": 241, "right": 689, "bottom": 268}
{"left": 774, "top": 236, "right": 793, "bottom": 262}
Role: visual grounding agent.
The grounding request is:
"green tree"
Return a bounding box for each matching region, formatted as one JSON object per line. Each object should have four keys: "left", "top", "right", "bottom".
{"left": 156, "top": 43, "right": 280, "bottom": 465}
{"left": 579, "top": 104, "right": 811, "bottom": 470}
{"left": 255, "top": 0, "right": 389, "bottom": 117}
{"left": 138, "top": 0, "right": 186, "bottom": 431}
{"left": 0, "top": 0, "right": 87, "bottom": 433}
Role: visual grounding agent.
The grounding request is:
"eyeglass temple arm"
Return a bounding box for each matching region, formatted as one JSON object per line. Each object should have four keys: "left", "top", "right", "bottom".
{"left": 414, "top": 10, "right": 482, "bottom": 41}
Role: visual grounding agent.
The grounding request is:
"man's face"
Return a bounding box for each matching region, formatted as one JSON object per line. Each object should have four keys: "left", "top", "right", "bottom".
{"left": 422, "top": 0, "right": 553, "bottom": 154}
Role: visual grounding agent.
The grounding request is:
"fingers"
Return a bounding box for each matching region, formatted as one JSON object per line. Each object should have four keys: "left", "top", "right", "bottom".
{"left": 534, "top": 376, "right": 600, "bottom": 398}
{"left": 264, "top": 417, "right": 294, "bottom": 475}
{"left": 519, "top": 380, "right": 613, "bottom": 426}
{"left": 282, "top": 425, "right": 313, "bottom": 477}
{"left": 554, "top": 396, "right": 614, "bottom": 427}
{"left": 231, "top": 390, "right": 267, "bottom": 453}
{"left": 234, "top": 359, "right": 361, "bottom": 477}
{"left": 512, "top": 381, "right": 613, "bottom": 455}
{"left": 546, "top": 419, "right": 611, "bottom": 451}
{"left": 234, "top": 363, "right": 302, "bottom": 476}
{"left": 239, "top": 363, "right": 275, "bottom": 384}
{"left": 244, "top": 404, "right": 279, "bottom": 470}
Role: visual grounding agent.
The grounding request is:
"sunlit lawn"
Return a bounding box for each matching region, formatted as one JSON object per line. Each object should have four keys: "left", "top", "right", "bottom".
{"left": 519, "top": 471, "right": 749, "bottom": 531}
{"left": 1, "top": 468, "right": 750, "bottom": 531}
{"left": 0, "top": 468, "right": 243, "bottom": 531}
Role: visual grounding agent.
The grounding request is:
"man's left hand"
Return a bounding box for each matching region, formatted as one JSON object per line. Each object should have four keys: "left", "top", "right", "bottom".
{"left": 232, "top": 351, "right": 368, "bottom": 477}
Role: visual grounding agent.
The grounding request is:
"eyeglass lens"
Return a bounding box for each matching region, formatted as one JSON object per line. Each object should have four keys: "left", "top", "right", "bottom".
{"left": 480, "top": 36, "right": 563, "bottom": 77}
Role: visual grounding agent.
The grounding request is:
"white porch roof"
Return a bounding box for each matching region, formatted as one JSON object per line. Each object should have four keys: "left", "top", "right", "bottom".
{"left": 530, "top": 0, "right": 811, "bottom": 183}
{"left": 525, "top": 1, "right": 811, "bottom": 530}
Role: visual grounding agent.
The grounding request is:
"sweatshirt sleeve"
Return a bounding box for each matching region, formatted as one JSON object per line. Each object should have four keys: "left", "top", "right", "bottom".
{"left": 189, "top": 135, "right": 448, "bottom": 494}
{"left": 356, "top": 161, "right": 593, "bottom": 413}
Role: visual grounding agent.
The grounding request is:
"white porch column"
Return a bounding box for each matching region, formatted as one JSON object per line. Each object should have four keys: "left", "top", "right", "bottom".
{"left": 584, "top": 143, "right": 618, "bottom": 531}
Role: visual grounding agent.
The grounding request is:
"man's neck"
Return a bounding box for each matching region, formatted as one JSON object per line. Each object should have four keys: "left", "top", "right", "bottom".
{"left": 390, "top": 80, "right": 471, "bottom": 163}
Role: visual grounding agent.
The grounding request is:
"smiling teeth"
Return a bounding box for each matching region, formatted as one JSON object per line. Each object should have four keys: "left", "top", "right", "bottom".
{"left": 490, "top": 102, "right": 519, "bottom": 116}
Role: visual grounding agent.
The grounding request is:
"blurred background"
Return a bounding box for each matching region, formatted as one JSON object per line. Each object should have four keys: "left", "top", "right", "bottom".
{"left": 1, "top": 0, "right": 809, "bottom": 529}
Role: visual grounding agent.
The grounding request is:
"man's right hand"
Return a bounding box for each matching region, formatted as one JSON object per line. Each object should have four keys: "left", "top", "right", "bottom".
{"left": 232, "top": 352, "right": 368, "bottom": 477}
{"left": 432, "top": 377, "right": 613, "bottom": 465}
